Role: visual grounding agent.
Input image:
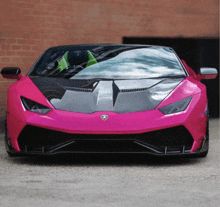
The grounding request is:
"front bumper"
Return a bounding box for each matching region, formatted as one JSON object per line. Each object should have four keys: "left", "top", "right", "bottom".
{"left": 6, "top": 84, "right": 208, "bottom": 155}
{"left": 6, "top": 124, "right": 206, "bottom": 156}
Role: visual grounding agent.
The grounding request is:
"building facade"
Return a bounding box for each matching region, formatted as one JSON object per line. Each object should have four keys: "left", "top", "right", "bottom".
{"left": 0, "top": 0, "right": 219, "bottom": 117}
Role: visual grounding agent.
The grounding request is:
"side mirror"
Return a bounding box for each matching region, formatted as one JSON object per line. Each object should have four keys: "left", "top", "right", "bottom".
{"left": 197, "top": 67, "right": 218, "bottom": 80}
{"left": 1, "top": 67, "right": 23, "bottom": 80}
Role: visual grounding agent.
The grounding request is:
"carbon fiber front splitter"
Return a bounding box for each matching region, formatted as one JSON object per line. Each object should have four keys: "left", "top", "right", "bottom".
{"left": 6, "top": 136, "right": 208, "bottom": 157}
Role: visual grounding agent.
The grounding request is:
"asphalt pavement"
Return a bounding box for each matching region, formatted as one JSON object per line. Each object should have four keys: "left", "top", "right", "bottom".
{"left": 0, "top": 119, "right": 219, "bottom": 207}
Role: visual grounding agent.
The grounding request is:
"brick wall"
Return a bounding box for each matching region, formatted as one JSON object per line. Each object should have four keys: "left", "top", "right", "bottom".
{"left": 0, "top": 0, "right": 219, "bottom": 117}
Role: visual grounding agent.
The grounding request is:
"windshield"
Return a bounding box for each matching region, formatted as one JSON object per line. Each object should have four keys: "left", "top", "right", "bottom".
{"left": 29, "top": 45, "right": 186, "bottom": 79}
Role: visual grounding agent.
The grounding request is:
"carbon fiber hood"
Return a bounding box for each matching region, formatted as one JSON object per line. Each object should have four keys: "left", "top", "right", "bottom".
{"left": 30, "top": 77, "right": 184, "bottom": 113}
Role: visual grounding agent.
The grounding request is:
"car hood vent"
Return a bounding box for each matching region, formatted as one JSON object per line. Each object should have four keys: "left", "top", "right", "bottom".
{"left": 30, "top": 77, "right": 184, "bottom": 113}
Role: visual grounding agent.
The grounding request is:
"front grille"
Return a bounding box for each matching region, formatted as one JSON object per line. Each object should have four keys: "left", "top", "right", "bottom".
{"left": 17, "top": 125, "right": 194, "bottom": 154}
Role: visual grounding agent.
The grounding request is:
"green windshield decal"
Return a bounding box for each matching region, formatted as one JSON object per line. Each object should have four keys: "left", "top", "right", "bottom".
{"left": 86, "top": 50, "right": 98, "bottom": 68}
{"left": 58, "top": 51, "right": 69, "bottom": 71}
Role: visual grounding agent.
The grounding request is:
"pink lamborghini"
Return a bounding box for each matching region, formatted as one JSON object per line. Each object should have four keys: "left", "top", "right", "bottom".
{"left": 1, "top": 44, "right": 218, "bottom": 157}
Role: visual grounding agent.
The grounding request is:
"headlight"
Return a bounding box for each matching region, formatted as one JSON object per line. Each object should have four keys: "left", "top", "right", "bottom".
{"left": 158, "top": 96, "right": 192, "bottom": 115}
{"left": 21, "top": 97, "right": 51, "bottom": 114}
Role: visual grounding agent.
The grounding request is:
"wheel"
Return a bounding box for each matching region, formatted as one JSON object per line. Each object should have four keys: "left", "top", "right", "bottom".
{"left": 195, "top": 113, "right": 209, "bottom": 158}
{"left": 4, "top": 118, "right": 20, "bottom": 157}
{"left": 187, "top": 111, "right": 209, "bottom": 158}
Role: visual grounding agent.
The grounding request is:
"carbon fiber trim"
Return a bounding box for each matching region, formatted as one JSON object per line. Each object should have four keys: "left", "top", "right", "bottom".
{"left": 17, "top": 125, "right": 194, "bottom": 154}
{"left": 30, "top": 77, "right": 184, "bottom": 113}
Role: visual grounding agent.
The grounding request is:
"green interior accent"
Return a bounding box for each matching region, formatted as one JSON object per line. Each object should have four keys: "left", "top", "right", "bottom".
{"left": 58, "top": 51, "right": 69, "bottom": 71}
{"left": 86, "top": 50, "right": 98, "bottom": 68}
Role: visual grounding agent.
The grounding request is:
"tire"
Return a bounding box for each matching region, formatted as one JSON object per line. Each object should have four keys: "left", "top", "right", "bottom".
{"left": 4, "top": 118, "right": 20, "bottom": 157}
{"left": 195, "top": 113, "right": 209, "bottom": 158}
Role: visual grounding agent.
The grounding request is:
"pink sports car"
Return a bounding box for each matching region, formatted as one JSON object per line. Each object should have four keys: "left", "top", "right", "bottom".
{"left": 1, "top": 44, "right": 218, "bottom": 157}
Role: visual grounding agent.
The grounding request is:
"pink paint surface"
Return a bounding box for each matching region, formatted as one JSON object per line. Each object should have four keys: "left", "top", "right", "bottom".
{"left": 6, "top": 74, "right": 208, "bottom": 153}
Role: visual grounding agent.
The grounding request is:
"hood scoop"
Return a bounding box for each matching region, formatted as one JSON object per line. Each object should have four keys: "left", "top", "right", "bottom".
{"left": 30, "top": 77, "right": 184, "bottom": 113}
{"left": 63, "top": 87, "right": 93, "bottom": 92}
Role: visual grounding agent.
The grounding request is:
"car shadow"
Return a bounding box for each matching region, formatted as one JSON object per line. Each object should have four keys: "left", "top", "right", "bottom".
{"left": 7, "top": 153, "right": 202, "bottom": 167}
